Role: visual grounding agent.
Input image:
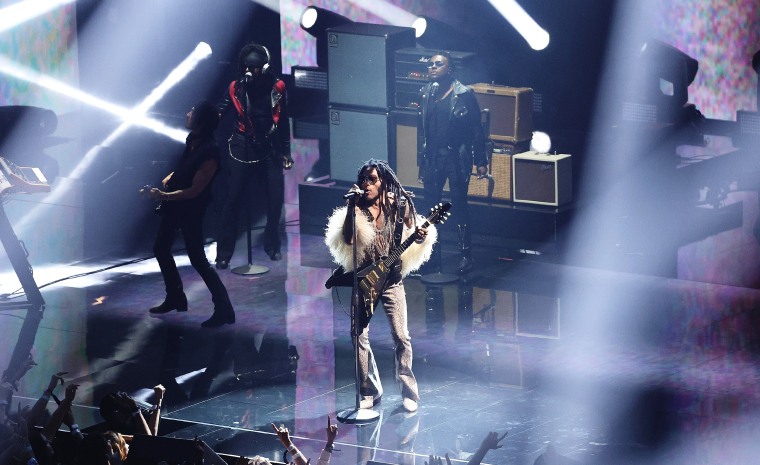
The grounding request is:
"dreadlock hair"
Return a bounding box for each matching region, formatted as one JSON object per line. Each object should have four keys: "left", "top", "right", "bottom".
{"left": 356, "top": 159, "right": 419, "bottom": 241}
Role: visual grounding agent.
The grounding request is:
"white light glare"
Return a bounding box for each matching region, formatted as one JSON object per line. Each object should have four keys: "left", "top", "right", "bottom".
{"left": 412, "top": 17, "right": 427, "bottom": 38}
{"left": 101, "top": 42, "right": 212, "bottom": 148}
{"left": 347, "top": 0, "right": 416, "bottom": 27}
{"left": 301, "top": 6, "right": 317, "bottom": 29}
{"left": 0, "top": 0, "right": 76, "bottom": 34}
{"left": 530, "top": 131, "right": 552, "bottom": 153}
{"left": 70, "top": 42, "right": 213, "bottom": 179}
{"left": 487, "top": 0, "right": 550, "bottom": 51}
{"left": 0, "top": 55, "right": 187, "bottom": 142}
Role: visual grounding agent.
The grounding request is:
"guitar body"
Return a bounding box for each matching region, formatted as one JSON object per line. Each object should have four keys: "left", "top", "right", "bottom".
{"left": 358, "top": 258, "right": 391, "bottom": 306}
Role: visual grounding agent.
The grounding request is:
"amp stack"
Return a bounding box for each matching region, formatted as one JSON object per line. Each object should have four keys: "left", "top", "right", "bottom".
{"left": 326, "top": 22, "right": 415, "bottom": 183}
{"left": 467, "top": 83, "right": 535, "bottom": 203}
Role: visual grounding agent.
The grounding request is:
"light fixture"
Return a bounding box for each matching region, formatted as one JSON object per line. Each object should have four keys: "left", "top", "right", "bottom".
{"left": 638, "top": 39, "right": 699, "bottom": 124}
{"left": 299, "top": 6, "right": 352, "bottom": 67}
{"left": 530, "top": 131, "right": 551, "bottom": 153}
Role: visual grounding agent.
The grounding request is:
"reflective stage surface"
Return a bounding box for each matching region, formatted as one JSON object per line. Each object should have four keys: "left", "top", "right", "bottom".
{"left": 2, "top": 229, "right": 760, "bottom": 465}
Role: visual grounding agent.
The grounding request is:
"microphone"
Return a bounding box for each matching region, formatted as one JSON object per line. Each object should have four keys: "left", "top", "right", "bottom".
{"left": 343, "top": 189, "right": 364, "bottom": 199}
{"left": 243, "top": 71, "right": 253, "bottom": 83}
{"left": 430, "top": 82, "right": 439, "bottom": 98}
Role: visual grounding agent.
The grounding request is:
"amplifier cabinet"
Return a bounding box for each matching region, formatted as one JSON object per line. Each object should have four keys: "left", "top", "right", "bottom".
{"left": 471, "top": 84, "right": 533, "bottom": 143}
{"left": 468, "top": 152, "right": 511, "bottom": 201}
{"left": 329, "top": 106, "right": 392, "bottom": 183}
{"left": 327, "top": 23, "right": 415, "bottom": 110}
{"left": 512, "top": 151, "right": 572, "bottom": 206}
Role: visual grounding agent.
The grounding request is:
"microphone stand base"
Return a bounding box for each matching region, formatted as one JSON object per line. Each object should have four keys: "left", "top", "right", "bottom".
{"left": 420, "top": 271, "right": 459, "bottom": 285}
{"left": 231, "top": 264, "right": 270, "bottom": 276}
{"left": 336, "top": 406, "right": 380, "bottom": 424}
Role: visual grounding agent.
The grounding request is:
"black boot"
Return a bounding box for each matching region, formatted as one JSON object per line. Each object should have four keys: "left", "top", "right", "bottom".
{"left": 149, "top": 293, "right": 188, "bottom": 314}
{"left": 457, "top": 224, "right": 474, "bottom": 275}
{"left": 201, "top": 305, "right": 235, "bottom": 328}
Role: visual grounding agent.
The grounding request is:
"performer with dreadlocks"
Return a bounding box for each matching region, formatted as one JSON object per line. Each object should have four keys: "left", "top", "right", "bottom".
{"left": 325, "top": 159, "right": 437, "bottom": 412}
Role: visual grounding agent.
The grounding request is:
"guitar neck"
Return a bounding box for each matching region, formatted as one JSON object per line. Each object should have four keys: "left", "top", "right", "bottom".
{"left": 383, "top": 219, "right": 431, "bottom": 267}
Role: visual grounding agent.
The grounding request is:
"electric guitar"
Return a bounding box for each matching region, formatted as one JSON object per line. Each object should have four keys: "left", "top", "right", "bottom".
{"left": 139, "top": 184, "right": 165, "bottom": 215}
{"left": 327, "top": 202, "right": 451, "bottom": 312}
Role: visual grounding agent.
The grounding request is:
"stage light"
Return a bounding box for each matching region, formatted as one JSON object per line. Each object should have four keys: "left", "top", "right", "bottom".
{"left": 299, "top": 6, "right": 352, "bottom": 67}
{"left": 487, "top": 0, "right": 550, "bottom": 51}
{"left": 638, "top": 39, "right": 699, "bottom": 124}
{"left": 530, "top": 131, "right": 551, "bottom": 153}
{"left": 0, "top": 0, "right": 76, "bottom": 34}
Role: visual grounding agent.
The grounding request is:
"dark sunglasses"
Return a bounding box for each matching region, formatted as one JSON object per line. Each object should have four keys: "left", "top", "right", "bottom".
{"left": 358, "top": 175, "right": 380, "bottom": 185}
{"left": 428, "top": 60, "right": 446, "bottom": 68}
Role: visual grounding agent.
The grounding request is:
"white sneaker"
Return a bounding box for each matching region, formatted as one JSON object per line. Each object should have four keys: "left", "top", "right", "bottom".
{"left": 402, "top": 398, "right": 418, "bottom": 412}
{"left": 359, "top": 396, "right": 374, "bottom": 409}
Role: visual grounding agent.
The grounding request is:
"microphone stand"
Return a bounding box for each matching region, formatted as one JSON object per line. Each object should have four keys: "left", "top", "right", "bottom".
{"left": 337, "top": 197, "right": 379, "bottom": 424}
{"left": 232, "top": 137, "right": 269, "bottom": 276}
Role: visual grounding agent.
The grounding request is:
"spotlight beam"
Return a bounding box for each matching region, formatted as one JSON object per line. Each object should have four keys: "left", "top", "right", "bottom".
{"left": 13, "top": 43, "right": 213, "bottom": 233}
{"left": 0, "top": 0, "right": 76, "bottom": 34}
{"left": 72, "top": 42, "right": 213, "bottom": 179}
{"left": 346, "top": 0, "right": 416, "bottom": 26}
{"left": 101, "top": 42, "right": 212, "bottom": 148}
{"left": 0, "top": 55, "right": 187, "bottom": 142}
{"left": 487, "top": 0, "right": 550, "bottom": 51}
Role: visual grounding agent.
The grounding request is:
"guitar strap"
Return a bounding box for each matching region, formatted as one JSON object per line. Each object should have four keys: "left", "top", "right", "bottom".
{"left": 394, "top": 196, "right": 407, "bottom": 249}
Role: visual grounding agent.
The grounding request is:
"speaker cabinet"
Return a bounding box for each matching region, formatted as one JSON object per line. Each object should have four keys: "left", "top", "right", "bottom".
{"left": 329, "top": 106, "right": 392, "bottom": 182}
{"left": 512, "top": 151, "right": 572, "bottom": 206}
{"left": 515, "top": 292, "right": 560, "bottom": 339}
{"left": 327, "top": 23, "right": 415, "bottom": 110}
{"left": 392, "top": 110, "right": 421, "bottom": 188}
{"left": 468, "top": 152, "right": 511, "bottom": 201}
{"left": 471, "top": 83, "right": 533, "bottom": 143}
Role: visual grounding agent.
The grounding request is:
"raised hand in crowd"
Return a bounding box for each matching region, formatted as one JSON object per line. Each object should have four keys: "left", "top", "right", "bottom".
{"left": 27, "top": 371, "right": 66, "bottom": 426}
{"left": 271, "top": 422, "right": 308, "bottom": 465}
{"left": 425, "top": 454, "right": 451, "bottom": 465}
{"left": 41, "top": 382, "right": 78, "bottom": 442}
{"left": 466, "top": 431, "right": 508, "bottom": 465}
{"left": 316, "top": 416, "right": 338, "bottom": 465}
{"left": 116, "top": 391, "right": 152, "bottom": 435}
{"left": 148, "top": 384, "right": 166, "bottom": 435}
{"left": 1, "top": 354, "right": 37, "bottom": 388}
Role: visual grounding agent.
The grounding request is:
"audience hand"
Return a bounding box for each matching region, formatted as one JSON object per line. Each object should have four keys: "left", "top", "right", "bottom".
{"left": 479, "top": 431, "right": 507, "bottom": 451}
{"left": 3, "top": 354, "right": 37, "bottom": 385}
{"left": 45, "top": 371, "right": 68, "bottom": 394}
{"left": 425, "top": 454, "right": 451, "bottom": 465}
{"left": 153, "top": 384, "right": 166, "bottom": 405}
{"left": 325, "top": 416, "right": 337, "bottom": 446}
{"left": 271, "top": 422, "right": 292, "bottom": 447}
{"left": 64, "top": 383, "right": 79, "bottom": 402}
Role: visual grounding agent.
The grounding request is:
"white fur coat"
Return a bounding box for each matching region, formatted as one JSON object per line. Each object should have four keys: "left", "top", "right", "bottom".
{"left": 324, "top": 205, "right": 437, "bottom": 277}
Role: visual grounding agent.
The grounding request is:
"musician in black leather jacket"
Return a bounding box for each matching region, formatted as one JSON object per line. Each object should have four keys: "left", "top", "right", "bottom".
{"left": 146, "top": 101, "right": 235, "bottom": 328}
{"left": 214, "top": 43, "right": 293, "bottom": 268}
{"left": 418, "top": 52, "right": 487, "bottom": 274}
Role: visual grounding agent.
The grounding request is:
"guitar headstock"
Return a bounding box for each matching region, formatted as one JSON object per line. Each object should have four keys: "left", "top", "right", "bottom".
{"left": 428, "top": 202, "right": 452, "bottom": 225}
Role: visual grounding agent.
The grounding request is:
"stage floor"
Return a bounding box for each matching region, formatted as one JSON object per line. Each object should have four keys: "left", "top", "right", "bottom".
{"left": 3, "top": 227, "right": 760, "bottom": 465}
